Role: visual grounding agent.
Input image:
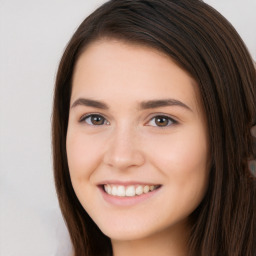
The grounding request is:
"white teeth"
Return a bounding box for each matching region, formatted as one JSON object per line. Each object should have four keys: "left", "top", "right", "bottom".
{"left": 135, "top": 186, "right": 143, "bottom": 195}
{"left": 117, "top": 185, "right": 126, "bottom": 197}
{"left": 143, "top": 185, "right": 149, "bottom": 193}
{"left": 107, "top": 184, "right": 111, "bottom": 194}
{"left": 104, "top": 184, "right": 159, "bottom": 197}
{"left": 125, "top": 186, "right": 135, "bottom": 197}
{"left": 112, "top": 186, "right": 118, "bottom": 196}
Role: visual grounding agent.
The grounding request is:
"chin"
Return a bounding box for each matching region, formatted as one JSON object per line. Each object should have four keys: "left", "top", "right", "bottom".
{"left": 95, "top": 215, "right": 172, "bottom": 242}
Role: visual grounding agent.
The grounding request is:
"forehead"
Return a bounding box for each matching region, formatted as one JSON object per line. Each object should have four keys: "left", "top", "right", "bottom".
{"left": 71, "top": 39, "right": 202, "bottom": 114}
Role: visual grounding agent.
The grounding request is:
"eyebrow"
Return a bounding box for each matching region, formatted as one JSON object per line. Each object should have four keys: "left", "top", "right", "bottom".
{"left": 71, "top": 98, "right": 109, "bottom": 109}
{"left": 71, "top": 98, "right": 192, "bottom": 111}
{"left": 140, "top": 99, "right": 192, "bottom": 111}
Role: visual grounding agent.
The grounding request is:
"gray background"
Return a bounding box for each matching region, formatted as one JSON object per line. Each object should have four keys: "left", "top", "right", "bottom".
{"left": 1, "top": 0, "right": 255, "bottom": 255}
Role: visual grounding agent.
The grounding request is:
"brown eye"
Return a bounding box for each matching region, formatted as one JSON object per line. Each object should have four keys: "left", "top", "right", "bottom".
{"left": 82, "top": 114, "right": 108, "bottom": 126}
{"left": 155, "top": 116, "right": 169, "bottom": 126}
{"left": 148, "top": 115, "right": 175, "bottom": 127}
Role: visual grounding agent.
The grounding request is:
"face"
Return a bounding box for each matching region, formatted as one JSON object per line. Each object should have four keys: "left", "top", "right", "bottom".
{"left": 66, "top": 39, "right": 210, "bottom": 242}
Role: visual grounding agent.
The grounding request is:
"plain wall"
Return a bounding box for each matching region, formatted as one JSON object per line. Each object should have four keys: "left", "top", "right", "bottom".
{"left": 0, "top": 0, "right": 255, "bottom": 255}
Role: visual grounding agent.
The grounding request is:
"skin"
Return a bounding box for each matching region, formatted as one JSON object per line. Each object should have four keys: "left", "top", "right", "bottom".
{"left": 66, "top": 39, "right": 210, "bottom": 256}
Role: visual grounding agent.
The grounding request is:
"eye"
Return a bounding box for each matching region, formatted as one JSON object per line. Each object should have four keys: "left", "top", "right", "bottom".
{"left": 147, "top": 115, "right": 176, "bottom": 127}
{"left": 80, "top": 114, "right": 109, "bottom": 126}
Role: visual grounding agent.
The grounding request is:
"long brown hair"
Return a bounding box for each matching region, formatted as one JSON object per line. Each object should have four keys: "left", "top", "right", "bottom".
{"left": 52, "top": 0, "right": 256, "bottom": 255}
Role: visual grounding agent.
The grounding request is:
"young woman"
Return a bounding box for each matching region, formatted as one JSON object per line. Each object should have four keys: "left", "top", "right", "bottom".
{"left": 52, "top": 0, "right": 256, "bottom": 255}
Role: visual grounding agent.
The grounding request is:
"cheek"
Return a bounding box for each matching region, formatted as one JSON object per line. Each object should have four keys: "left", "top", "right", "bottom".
{"left": 146, "top": 127, "right": 208, "bottom": 169}
{"left": 66, "top": 130, "right": 102, "bottom": 180}
{"left": 145, "top": 125, "right": 209, "bottom": 201}
{"left": 66, "top": 130, "right": 105, "bottom": 211}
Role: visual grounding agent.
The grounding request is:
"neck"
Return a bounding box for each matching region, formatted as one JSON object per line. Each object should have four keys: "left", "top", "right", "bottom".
{"left": 111, "top": 221, "right": 189, "bottom": 256}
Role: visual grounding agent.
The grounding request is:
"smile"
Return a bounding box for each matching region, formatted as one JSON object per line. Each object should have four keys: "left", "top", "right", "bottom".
{"left": 104, "top": 184, "right": 161, "bottom": 197}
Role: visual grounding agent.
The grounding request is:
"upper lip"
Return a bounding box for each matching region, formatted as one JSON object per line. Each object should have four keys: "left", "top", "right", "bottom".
{"left": 98, "top": 180, "right": 161, "bottom": 186}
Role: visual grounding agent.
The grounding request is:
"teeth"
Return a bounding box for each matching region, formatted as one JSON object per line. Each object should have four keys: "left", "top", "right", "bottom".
{"left": 135, "top": 186, "right": 143, "bottom": 195}
{"left": 112, "top": 186, "right": 118, "bottom": 196}
{"left": 106, "top": 184, "right": 111, "bottom": 194}
{"left": 104, "top": 184, "right": 159, "bottom": 197}
{"left": 143, "top": 185, "right": 149, "bottom": 193}
{"left": 126, "top": 186, "right": 135, "bottom": 196}
{"left": 117, "top": 186, "right": 126, "bottom": 197}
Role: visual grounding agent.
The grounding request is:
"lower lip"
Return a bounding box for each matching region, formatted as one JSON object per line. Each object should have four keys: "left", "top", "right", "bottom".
{"left": 99, "top": 186, "right": 161, "bottom": 206}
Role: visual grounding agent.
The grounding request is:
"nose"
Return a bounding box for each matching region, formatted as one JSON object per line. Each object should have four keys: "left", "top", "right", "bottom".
{"left": 103, "top": 125, "right": 145, "bottom": 170}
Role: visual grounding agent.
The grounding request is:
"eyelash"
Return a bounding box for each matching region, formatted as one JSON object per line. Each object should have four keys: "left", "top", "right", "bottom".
{"left": 79, "top": 113, "right": 177, "bottom": 128}
{"left": 147, "top": 115, "right": 177, "bottom": 127}
{"left": 79, "top": 114, "right": 110, "bottom": 126}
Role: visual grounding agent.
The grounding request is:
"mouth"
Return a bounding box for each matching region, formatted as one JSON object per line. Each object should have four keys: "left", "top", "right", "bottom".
{"left": 100, "top": 184, "right": 162, "bottom": 197}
